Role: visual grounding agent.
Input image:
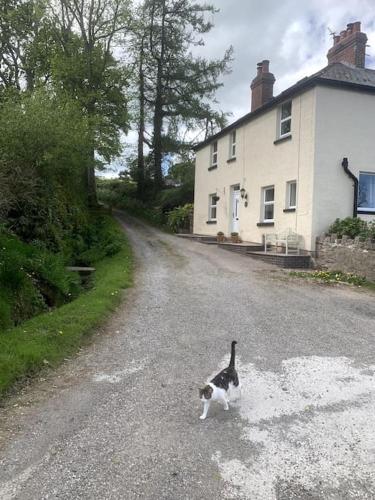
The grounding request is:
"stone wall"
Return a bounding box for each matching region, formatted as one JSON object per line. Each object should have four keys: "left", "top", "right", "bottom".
{"left": 316, "top": 235, "right": 375, "bottom": 281}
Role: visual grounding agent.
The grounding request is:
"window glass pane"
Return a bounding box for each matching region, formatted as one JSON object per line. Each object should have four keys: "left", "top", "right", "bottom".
{"left": 281, "top": 119, "right": 291, "bottom": 136}
{"left": 232, "top": 144, "right": 236, "bottom": 157}
{"left": 265, "top": 187, "right": 274, "bottom": 202}
{"left": 358, "top": 173, "right": 375, "bottom": 208}
{"left": 232, "top": 131, "right": 236, "bottom": 143}
{"left": 289, "top": 182, "right": 297, "bottom": 207}
{"left": 211, "top": 195, "right": 217, "bottom": 206}
{"left": 281, "top": 102, "right": 292, "bottom": 119}
{"left": 213, "top": 141, "right": 217, "bottom": 152}
{"left": 212, "top": 152, "right": 217, "bottom": 165}
{"left": 210, "top": 207, "right": 217, "bottom": 219}
{"left": 264, "top": 204, "right": 274, "bottom": 220}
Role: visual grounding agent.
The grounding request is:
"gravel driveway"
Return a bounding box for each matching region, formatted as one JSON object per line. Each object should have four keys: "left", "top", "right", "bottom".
{"left": 0, "top": 212, "right": 375, "bottom": 500}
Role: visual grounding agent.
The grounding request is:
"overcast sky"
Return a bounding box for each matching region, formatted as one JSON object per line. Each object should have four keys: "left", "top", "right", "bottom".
{"left": 104, "top": 0, "right": 375, "bottom": 176}
{"left": 201, "top": 0, "right": 375, "bottom": 121}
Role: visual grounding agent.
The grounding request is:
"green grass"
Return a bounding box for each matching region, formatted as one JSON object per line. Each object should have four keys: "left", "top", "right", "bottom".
{"left": 289, "top": 270, "right": 375, "bottom": 290}
{"left": 0, "top": 222, "right": 133, "bottom": 398}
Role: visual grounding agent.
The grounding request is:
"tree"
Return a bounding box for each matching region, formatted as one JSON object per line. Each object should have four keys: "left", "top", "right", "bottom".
{"left": 0, "top": 0, "right": 51, "bottom": 92}
{"left": 0, "top": 91, "right": 90, "bottom": 247}
{"left": 49, "top": 0, "right": 132, "bottom": 205}
{"left": 130, "top": 0, "right": 232, "bottom": 193}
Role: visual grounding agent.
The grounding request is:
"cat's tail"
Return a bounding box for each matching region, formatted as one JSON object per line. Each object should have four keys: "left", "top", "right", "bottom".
{"left": 229, "top": 340, "right": 237, "bottom": 368}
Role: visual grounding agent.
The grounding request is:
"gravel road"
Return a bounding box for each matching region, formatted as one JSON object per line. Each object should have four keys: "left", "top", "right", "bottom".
{"left": 0, "top": 212, "right": 375, "bottom": 500}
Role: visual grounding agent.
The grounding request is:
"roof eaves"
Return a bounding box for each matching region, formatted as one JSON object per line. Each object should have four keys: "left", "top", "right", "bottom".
{"left": 194, "top": 76, "right": 319, "bottom": 151}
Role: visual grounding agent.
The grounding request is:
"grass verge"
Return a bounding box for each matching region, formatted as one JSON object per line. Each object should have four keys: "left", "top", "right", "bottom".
{"left": 289, "top": 270, "right": 375, "bottom": 291}
{"left": 0, "top": 219, "right": 133, "bottom": 399}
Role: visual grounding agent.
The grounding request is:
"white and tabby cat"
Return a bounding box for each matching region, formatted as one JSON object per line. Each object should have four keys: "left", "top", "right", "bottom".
{"left": 199, "top": 341, "right": 239, "bottom": 420}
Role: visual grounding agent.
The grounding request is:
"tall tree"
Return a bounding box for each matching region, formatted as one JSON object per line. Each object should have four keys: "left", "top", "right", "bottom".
{"left": 50, "top": 0, "right": 132, "bottom": 206}
{"left": 132, "top": 0, "right": 232, "bottom": 191}
{"left": 0, "top": 0, "right": 51, "bottom": 92}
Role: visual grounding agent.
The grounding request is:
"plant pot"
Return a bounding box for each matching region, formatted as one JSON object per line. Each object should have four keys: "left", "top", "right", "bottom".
{"left": 231, "top": 233, "right": 241, "bottom": 243}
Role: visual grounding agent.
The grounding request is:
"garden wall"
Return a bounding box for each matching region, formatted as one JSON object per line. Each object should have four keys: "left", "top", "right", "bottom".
{"left": 316, "top": 235, "right": 375, "bottom": 281}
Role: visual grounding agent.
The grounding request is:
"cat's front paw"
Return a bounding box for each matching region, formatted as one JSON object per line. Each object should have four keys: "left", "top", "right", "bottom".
{"left": 199, "top": 415, "right": 207, "bottom": 420}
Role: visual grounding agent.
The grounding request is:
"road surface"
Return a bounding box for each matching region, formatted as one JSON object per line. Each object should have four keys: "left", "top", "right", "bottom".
{"left": 1, "top": 213, "right": 375, "bottom": 499}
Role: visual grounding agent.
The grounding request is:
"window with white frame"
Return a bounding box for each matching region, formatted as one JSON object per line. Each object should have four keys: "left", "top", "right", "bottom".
{"left": 262, "top": 186, "right": 275, "bottom": 221}
{"left": 286, "top": 181, "right": 297, "bottom": 209}
{"left": 211, "top": 141, "right": 218, "bottom": 167}
{"left": 208, "top": 194, "right": 217, "bottom": 220}
{"left": 358, "top": 172, "right": 375, "bottom": 212}
{"left": 229, "top": 130, "right": 236, "bottom": 159}
{"left": 279, "top": 101, "right": 292, "bottom": 138}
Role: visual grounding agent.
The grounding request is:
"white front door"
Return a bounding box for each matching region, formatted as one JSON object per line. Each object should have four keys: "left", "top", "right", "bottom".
{"left": 231, "top": 189, "right": 240, "bottom": 233}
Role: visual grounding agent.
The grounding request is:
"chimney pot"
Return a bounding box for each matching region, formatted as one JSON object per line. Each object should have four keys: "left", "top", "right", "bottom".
{"left": 261, "top": 60, "right": 270, "bottom": 73}
{"left": 327, "top": 21, "right": 367, "bottom": 68}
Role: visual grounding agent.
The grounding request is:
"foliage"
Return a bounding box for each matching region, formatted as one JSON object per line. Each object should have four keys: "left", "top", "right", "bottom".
{"left": 130, "top": 0, "right": 232, "bottom": 191}
{"left": 0, "top": 221, "right": 133, "bottom": 398}
{"left": 0, "top": 91, "right": 89, "bottom": 250}
{"left": 327, "top": 217, "right": 369, "bottom": 239}
{"left": 74, "top": 214, "right": 124, "bottom": 265}
{"left": 0, "top": 229, "right": 80, "bottom": 330}
{"left": 290, "top": 270, "right": 367, "bottom": 286}
{"left": 166, "top": 204, "right": 193, "bottom": 232}
{"left": 0, "top": 0, "right": 51, "bottom": 91}
{"left": 0, "top": 214, "right": 124, "bottom": 330}
{"left": 97, "top": 178, "right": 167, "bottom": 226}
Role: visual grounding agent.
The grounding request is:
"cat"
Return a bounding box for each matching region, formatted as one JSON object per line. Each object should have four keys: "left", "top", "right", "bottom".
{"left": 199, "top": 341, "right": 239, "bottom": 420}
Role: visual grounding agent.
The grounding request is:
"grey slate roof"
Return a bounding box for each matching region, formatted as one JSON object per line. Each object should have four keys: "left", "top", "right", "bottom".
{"left": 195, "top": 62, "right": 375, "bottom": 151}
{"left": 317, "top": 62, "right": 375, "bottom": 87}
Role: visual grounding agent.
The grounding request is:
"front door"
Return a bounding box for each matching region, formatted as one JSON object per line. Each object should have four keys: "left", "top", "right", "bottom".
{"left": 231, "top": 188, "right": 240, "bottom": 233}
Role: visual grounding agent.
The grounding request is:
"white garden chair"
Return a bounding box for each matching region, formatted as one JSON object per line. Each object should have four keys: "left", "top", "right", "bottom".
{"left": 264, "top": 233, "right": 277, "bottom": 253}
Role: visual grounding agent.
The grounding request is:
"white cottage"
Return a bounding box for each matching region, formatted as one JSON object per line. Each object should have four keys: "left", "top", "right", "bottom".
{"left": 193, "top": 22, "right": 375, "bottom": 252}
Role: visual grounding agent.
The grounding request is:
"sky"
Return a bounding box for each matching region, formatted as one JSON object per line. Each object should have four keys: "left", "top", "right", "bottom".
{"left": 201, "top": 0, "right": 375, "bottom": 122}
{"left": 102, "top": 0, "right": 375, "bottom": 177}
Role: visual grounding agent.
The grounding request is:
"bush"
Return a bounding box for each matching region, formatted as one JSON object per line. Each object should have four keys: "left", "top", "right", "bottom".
{"left": 328, "top": 217, "right": 374, "bottom": 239}
{"left": 0, "top": 214, "right": 124, "bottom": 330}
{"left": 0, "top": 222, "right": 133, "bottom": 397}
{"left": 75, "top": 214, "right": 124, "bottom": 265}
{"left": 0, "top": 230, "right": 80, "bottom": 328}
{"left": 167, "top": 204, "right": 193, "bottom": 232}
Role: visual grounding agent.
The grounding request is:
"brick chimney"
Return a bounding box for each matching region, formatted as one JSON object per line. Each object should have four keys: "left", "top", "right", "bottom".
{"left": 250, "top": 60, "right": 275, "bottom": 111}
{"left": 327, "top": 22, "right": 367, "bottom": 68}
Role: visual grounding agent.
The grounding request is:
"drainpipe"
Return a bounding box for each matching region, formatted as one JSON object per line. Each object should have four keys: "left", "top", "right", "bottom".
{"left": 341, "top": 157, "right": 358, "bottom": 218}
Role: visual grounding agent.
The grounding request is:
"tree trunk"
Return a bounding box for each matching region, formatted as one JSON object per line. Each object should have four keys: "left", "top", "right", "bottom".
{"left": 87, "top": 146, "right": 98, "bottom": 207}
{"left": 152, "top": 59, "right": 164, "bottom": 190}
{"left": 150, "top": 0, "right": 166, "bottom": 191}
{"left": 137, "top": 36, "right": 146, "bottom": 199}
{"left": 86, "top": 100, "right": 98, "bottom": 207}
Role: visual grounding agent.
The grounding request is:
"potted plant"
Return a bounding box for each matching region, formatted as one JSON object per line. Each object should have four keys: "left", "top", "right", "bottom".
{"left": 217, "top": 231, "right": 225, "bottom": 242}
{"left": 231, "top": 232, "right": 241, "bottom": 243}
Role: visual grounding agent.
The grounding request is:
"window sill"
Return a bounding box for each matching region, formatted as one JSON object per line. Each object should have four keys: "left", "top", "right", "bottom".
{"left": 206, "top": 220, "right": 217, "bottom": 224}
{"left": 227, "top": 157, "right": 237, "bottom": 164}
{"left": 357, "top": 209, "right": 375, "bottom": 215}
{"left": 274, "top": 135, "right": 292, "bottom": 145}
{"left": 208, "top": 165, "right": 217, "bottom": 171}
{"left": 283, "top": 208, "right": 296, "bottom": 213}
{"left": 257, "top": 222, "right": 275, "bottom": 227}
